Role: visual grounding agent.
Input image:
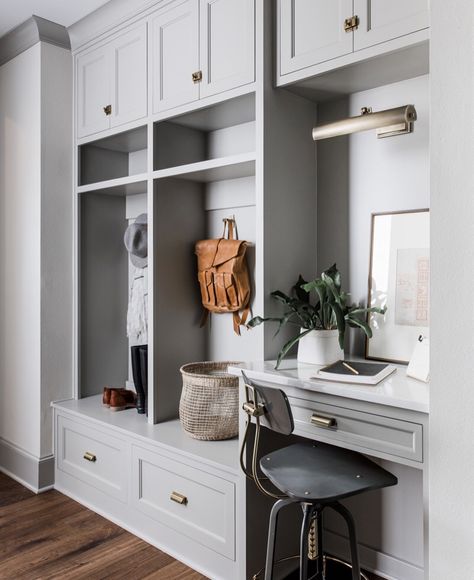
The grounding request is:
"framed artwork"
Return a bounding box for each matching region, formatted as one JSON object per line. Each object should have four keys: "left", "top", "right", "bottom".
{"left": 366, "top": 209, "right": 430, "bottom": 364}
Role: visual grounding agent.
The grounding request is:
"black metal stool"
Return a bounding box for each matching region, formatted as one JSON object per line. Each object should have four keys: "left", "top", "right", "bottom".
{"left": 240, "top": 371, "right": 398, "bottom": 580}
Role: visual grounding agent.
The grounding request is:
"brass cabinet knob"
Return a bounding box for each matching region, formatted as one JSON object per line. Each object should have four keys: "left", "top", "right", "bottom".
{"left": 83, "top": 451, "right": 97, "bottom": 462}
{"left": 192, "top": 70, "right": 202, "bottom": 84}
{"left": 310, "top": 413, "right": 337, "bottom": 429}
{"left": 103, "top": 104, "right": 112, "bottom": 116}
{"left": 344, "top": 15, "right": 359, "bottom": 32}
{"left": 170, "top": 491, "right": 188, "bottom": 505}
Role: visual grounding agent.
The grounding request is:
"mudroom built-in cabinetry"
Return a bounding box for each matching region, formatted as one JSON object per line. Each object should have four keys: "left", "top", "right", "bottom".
{"left": 277, "top": 0, "right": 429, "bottom": 94}
{"left": 151, "top": 0, "right": 255, "bottom": 113}
{"left": 76, "top": 22, "right": 148, "bottom": 138}
{"left": 55, "top": 1, "right": 431, "bottom": 579}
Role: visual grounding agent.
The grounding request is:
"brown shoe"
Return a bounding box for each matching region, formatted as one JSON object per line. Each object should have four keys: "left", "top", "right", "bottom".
{"left": 103, "top": 387, "right": 131, "bottom": 407}
{"left": 109, "top": 389, "right": 137, "bottom": 412}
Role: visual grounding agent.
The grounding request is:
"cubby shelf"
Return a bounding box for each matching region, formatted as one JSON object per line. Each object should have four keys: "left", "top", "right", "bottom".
{"left": 152, "top": 152, "right": 256, "bottom": 183}
{"left": 77, "top": 173, "right": 148, "bottom": 196}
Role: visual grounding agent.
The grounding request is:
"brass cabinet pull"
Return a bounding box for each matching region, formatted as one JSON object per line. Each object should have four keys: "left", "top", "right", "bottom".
{"left": 170, "top": 491, "right": 188, "bottom": 505}
{"left": 344, "top": 15, "right": 359, "bottom": 32}
{"left": 192, "top": 70, "right": 202, "bottom": 84}
{"left": 83, "top": 451, "right": 97, "bottom": 462}
{"left": 103, "top": 104, "right": 112, "bottom": 116}
{"left": 310, "top": 413, "right": 337, "bottom": 429}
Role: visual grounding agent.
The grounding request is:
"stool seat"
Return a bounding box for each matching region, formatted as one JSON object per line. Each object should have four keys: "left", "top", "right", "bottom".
{"left": 261, "top": 441, "right": 397, "bottom": 502}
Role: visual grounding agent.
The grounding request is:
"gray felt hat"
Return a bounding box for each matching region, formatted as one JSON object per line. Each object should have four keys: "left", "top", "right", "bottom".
{"left": 124, "top": 213, "right": 148, "bottom": 268}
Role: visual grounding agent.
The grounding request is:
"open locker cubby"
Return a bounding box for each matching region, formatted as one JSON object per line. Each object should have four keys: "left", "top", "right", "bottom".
{"left": 78, "top": 125, "right": 148, "bottom": 187}
{"left": 79, "top": 184, "right": 148, "bottom": 404}
{"left": 153, "top": 93, "right": 256, "bottom": 179}
{"left": 149, "top": 95, "right": 258, "bottom": 422}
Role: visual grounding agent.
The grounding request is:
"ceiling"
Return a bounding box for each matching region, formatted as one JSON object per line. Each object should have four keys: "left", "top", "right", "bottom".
{"left": 0, "top": 0, "right": 112, "bottom": 38}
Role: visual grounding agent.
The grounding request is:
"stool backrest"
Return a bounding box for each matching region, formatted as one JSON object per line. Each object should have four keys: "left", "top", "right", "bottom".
{"left": 241, "top": 371, "right": 294, "bottom": 436}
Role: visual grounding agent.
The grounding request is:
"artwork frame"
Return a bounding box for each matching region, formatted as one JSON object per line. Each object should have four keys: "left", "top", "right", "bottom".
{"left": 366, "top": 209, "right": 430, "bottom": 364}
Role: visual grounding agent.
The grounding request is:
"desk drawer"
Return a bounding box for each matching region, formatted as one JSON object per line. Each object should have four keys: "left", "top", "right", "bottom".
{"left": 57, "top": 414, "right": 128, "bottom": 501}
{"left": 289, "top": 397, "right": 423, "bottom": 462}
{"left": 132, "top": 446, "right": 235, "bottom": 560}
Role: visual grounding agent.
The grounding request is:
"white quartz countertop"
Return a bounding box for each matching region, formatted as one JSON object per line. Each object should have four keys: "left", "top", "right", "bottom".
{"left": 228, "top": 359, "right": 429, "bottom": 414}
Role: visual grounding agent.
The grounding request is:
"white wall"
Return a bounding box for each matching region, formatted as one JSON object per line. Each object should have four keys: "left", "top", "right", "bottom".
{"left": 0, "top": 44, "right": 42, "bottom": 457}
{"left": 430, "top": 0, "right": 474, "bottom": 577}
{"left": 317, "top": 75, "right": 430, "bottom": 354}
{"left": 40, "top": 42, "right": 73, "bottom": 458}
{"left": 0, "top": 41, "right": 73, "bottom": 476}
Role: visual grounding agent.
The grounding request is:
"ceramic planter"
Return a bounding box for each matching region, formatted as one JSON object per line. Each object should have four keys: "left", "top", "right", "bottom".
{"left": 297, "top": 328, "right": 343, "bottom": 365}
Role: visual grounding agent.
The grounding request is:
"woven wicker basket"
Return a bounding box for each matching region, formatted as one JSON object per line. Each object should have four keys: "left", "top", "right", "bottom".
{"left": 179, "top": 361, "right": 240, "bottom": 441}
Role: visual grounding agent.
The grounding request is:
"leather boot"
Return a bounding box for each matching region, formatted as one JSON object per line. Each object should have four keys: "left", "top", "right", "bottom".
{"left": 139, "top": 345, "right": 148, "bottom": 416}
{"left": 131, "top": 345, "right": 146, "bottom": 414}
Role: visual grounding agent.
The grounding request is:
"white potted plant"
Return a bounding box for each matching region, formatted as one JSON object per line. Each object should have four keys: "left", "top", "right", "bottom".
{"left": 248, "top": 264, "right": 386, "bottom": 368}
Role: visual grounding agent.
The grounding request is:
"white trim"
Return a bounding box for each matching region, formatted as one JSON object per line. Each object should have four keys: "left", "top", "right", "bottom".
{"left": 0, "top": 16, "right": 70, "bottom": 67}
{"left": 324, "top": 528, "right": 424, "bottom": 580}
{"left": 0, "top": 438, "right": 55, "bottom": 493}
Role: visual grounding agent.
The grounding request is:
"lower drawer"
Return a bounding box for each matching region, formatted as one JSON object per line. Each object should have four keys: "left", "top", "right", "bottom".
{"left": 56, "top": 414, "right": 128, "bottom": 501}
{"left": 289, "top": 397, "right": 423, "bottom": 462}
{"left": 131, "top": 445, "right": 235, "bottom": 560}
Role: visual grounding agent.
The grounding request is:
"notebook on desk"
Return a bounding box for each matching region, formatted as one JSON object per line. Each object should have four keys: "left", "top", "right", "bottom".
{"left": 311, "top": 360, "right": 397, "bottom": 385}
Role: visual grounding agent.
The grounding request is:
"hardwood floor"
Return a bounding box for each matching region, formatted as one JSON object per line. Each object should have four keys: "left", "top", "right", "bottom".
{"left": 0, "top": 473, "right": 383, "bottom": 580}
{"left": 0, "top": 473, "right": 207, "bottom": 579}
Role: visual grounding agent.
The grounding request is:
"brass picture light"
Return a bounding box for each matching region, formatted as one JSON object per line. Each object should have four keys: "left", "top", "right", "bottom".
{"left": 312, "top": 105, "right": 417, "bottom": 140}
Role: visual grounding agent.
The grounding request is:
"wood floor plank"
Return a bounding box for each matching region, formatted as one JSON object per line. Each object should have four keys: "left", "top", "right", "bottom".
{"left": 0, "top": 473, "right": 382, "bottom": 579}
{"left": 0, "top": 475, "right": 206, "bottom": 579}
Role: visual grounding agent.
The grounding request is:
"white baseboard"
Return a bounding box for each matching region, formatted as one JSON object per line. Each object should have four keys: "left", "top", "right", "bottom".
{"left": 324, "top": 529, "right": 424, "bottom": 580}
{"left": 0, "top": 437, "right": 54, "bottom": 493}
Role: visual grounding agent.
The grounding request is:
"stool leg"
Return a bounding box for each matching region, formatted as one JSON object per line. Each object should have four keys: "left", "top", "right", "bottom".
{"left": 299, "top": 503, "right": 314, "bottom": 580}
{"left": 264, "top": 498, "right": 294, "bottom": 580}
{"left": 330, "top": 502, "right": 361, "bottom": 580}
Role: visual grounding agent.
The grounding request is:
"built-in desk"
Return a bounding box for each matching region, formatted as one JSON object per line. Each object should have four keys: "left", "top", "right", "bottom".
{"left": 229, "top": 360, "right": 429, "bottom": 580}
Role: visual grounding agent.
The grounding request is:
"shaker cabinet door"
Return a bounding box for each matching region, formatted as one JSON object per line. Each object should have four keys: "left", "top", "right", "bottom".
{"left": 151, "top": 0, "right": 200, "bottom": 113}
{"left": 279, "top": 0, "right": 353, "bottom": 76}
{"left": 76, "top": 46, "right": 111, "bottom": 139}
{"left": 110, "top": 23, "right": 148, "bottom": 128}
{"left": 353, "top": 0, "right": 429, "bottom": 51}
{"left": 199, "top": 0, "right": 255, "bottom": 99}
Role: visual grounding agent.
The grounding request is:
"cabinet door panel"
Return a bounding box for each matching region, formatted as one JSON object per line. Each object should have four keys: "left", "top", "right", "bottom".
{"left": 200, "top": 0, "right": 255, "bottom": 99}
{"left": 151, "top": 0, "right": 200, "bottom": 113}
{"left": 280, "top": 0, "right": 353, "bottom": 75}
{"left": 76, "top": 47, "right": 111, "bottom": 139}
{"left": 354, "top": 0, "right": 429, "bottom": 51}
{"left": 110, "top": 23, "right": 148, "bottom": 128}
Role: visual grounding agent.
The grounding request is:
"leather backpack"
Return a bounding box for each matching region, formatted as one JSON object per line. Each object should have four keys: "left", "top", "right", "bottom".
{"left": 195, "top": 219, "right": 251, "bottom": 335}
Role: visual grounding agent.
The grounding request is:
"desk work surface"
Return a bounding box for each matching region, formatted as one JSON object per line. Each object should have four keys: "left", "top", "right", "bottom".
{"left": 229, "top": 358, "right": 429, "bottom": 414}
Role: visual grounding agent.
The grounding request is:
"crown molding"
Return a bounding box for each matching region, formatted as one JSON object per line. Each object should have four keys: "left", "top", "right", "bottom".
{"left": 68, "top": 0, "right": 170, "bottom": 53}
{"left": 0, "top": 15, "right": 70, "bottom": 67}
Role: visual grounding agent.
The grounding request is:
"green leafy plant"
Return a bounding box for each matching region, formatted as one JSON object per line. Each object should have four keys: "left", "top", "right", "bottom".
{"left": 248, "top": 264, "right": 386, "bottom": 369}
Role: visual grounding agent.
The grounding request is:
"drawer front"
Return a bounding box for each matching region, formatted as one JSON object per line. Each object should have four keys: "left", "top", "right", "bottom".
{"left": 57, "top": 414, "right": 128, "bottom": 501}
{"left": 289, "top": 397, "right": 423, "bottom": 462}
{"left": 132, "top": 446, "right": 235, "bottom": 560}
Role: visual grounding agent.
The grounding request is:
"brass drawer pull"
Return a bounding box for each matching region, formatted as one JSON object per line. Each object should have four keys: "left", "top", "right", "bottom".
{"left": 170, "top": 491, "right": 188, "bottom": 505}
{"left": 83, "top": 451, "right": 97, "bottom": 462}
{"left": 311, "top": 413, "right": 337, "bottom": 429}
{"left": 103, "top": 104, "right": 112, "bottom": 116}
{"left": 192, "top": 70, "right": 202, "bottom": 84}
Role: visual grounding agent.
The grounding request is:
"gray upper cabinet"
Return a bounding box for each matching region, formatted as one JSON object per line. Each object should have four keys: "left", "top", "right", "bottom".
{"left": 152, "top": 0, "right": 255, "bottom": 114}
{"left": 278, "top": 0, "right": 429, "bottom": 79}
{"left": 279, "top": 0, "right": 353, "bottom": 76}
{"left": 76, "top": 22, "right": 148, "bottom": 139}
{"left": 199, "top": 0, "right": 255, "bottom": 99}
{"left": 76, "top": 44, "right": 111, "bottom": 138}
{"left": 151, "top": 0, "right": 200, "bottom": 114}
{"left": 353, "top": 0, "right": 429, "bottom": 51}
